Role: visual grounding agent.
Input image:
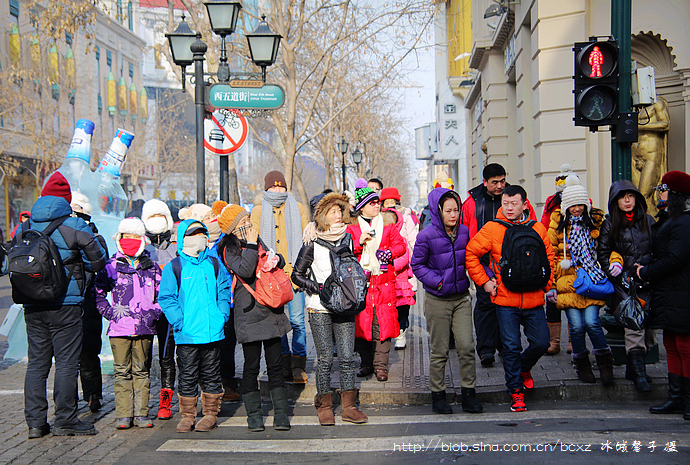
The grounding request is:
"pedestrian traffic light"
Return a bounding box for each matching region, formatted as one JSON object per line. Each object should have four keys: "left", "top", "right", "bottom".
{"left": 573, "top": 39, "right": 619, "bottom": 129}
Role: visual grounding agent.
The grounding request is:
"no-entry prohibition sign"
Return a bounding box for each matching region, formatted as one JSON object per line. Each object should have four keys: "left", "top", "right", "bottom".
{"left": 204, "top": 109, "right": 248, "bottom": 155}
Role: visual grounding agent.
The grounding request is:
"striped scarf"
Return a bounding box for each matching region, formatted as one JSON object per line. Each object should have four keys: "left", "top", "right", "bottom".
{"left": 567, "top": 215, "right": 606, "bottom": 282}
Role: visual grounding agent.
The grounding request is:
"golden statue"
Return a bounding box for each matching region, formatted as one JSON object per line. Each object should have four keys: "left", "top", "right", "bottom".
{"left": 632, "top": 97, "right": 670, "bottom": 216}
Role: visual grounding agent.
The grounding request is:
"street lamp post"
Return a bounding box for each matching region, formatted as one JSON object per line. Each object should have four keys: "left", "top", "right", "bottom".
{"left": 338, "top": 137, "right": 349, "bottom": 192}
{"left": 192, "top": 35, "right": 208, "bottom": 204}
{"left": 168, "top": 6, "right": 281, "bottom": 204}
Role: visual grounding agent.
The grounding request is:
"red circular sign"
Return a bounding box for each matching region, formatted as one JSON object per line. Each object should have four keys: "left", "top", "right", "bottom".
{"left": 204, "top": 109, "right": 248, "bottom": 155}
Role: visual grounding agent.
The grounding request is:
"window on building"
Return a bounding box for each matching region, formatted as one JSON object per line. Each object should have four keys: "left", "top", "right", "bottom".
{"left": 128, "top": 2, "right": 133, "bottom": 30}
{"left": 9, "top": 0, "right": 19, "bottom": 23}
{"left": 96, "top": 46, "right": 102, "bottom": 114}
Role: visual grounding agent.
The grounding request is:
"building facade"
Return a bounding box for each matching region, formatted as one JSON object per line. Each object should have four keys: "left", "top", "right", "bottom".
{"left": 0, "top": 0, "right": 147, "bottom": 235}
{"left": 457, "top": 0, "right": 690, "bottom": 211}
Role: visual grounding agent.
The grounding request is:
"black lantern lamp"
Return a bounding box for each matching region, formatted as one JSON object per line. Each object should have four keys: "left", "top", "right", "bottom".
{"left": 246, "top": 15, "right": 282, "bottom": 82}
{"left": 352, "top": 147, "right": 363, "bottom": 166}
{"left": 204, "top": 0, "right": 242, "bottom": 82}
{"left": 165, "top": 15, "right": 196, "bottom": 92}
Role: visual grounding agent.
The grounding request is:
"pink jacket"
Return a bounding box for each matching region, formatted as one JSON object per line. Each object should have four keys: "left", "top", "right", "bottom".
{"left": 386, "top": 208, "right": 416, "bottom": 307}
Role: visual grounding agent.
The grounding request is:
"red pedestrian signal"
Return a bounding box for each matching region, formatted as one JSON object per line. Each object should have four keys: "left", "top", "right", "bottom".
{"left": 573, "top": 39, "right": 619, "bottom": 129}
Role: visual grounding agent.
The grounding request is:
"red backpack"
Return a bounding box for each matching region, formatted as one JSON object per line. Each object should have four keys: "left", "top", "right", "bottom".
{"left": 227, "top": 243, "right": 293, "bottom": 309}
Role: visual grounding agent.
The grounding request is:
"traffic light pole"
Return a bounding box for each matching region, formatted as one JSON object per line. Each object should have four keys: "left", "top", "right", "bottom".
{"left": 611, "top": 0, "right": 632, "bottom": 181}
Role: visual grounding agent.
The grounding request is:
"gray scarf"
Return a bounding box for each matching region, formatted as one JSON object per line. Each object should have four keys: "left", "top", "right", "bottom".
{"left": 261, "top": 190, "right": 302, "bottom": 265}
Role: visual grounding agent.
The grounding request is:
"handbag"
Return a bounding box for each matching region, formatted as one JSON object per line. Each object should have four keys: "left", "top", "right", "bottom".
{"left": 564, "top": 232, "right": 613, "bottom": 300}
{"left": 225, "top": 243, "right": 294, "bottom": 309}
{"left": 572, "top": 268, "right": 614, "bottom": 300}
{"left": 614, "top": 277, "right": 647, "bottom": 330}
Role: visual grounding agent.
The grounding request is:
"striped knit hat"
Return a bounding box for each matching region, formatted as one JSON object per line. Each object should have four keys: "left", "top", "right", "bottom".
{"left": 354, "top": 178, "right": 379, "bottom": 211}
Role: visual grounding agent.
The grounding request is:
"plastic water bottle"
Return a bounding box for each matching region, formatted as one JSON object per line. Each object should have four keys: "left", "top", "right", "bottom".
{"left": 91, "top": 129, "right": 134, "bottom": 254}
{"left": 53, "top": 119, "right": 95, "bottom": 193}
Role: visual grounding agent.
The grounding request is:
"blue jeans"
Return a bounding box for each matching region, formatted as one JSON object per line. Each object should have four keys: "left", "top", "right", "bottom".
{"left": 564, "top": 305, "right": 608, "bottom": 356}
{"left": 281, "top": 291, "right": 307, "bottom": 357}
{"left": 495, "top": 306, "right": 550, "bottom": 392}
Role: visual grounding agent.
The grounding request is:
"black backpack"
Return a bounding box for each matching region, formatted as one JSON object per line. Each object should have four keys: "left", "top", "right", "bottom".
{"left": 493, "top": 219, "right": 551, "bottom": 293}
{"left": 315, "top": 238, "right": 368, "bottom": 316}
{"left": 8, "top": 216, "right": 73, "bottom": 304}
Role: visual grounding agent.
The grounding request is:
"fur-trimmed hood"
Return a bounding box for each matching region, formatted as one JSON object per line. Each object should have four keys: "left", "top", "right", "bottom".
{"left": 314, "top": 192, "right": 351, "bottom": 231}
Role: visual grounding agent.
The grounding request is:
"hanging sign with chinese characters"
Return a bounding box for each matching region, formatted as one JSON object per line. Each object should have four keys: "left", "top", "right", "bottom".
{"left": 207, "top": 83, "right": 285, "bottom": 110}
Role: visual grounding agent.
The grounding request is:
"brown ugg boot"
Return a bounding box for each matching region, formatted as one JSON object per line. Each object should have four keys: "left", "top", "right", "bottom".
{"left": 195, "top": 392, "right": 223, "bottom": 432}
{"left": 221, "top": 378, "right": 241, "bottom": 402}
{"left": 547, "top": 322, "right": 561, "bottom": 355}
{"left": 339, "top": 389, "right": 368, "bottom": 424}
{"left": 314, "top": 392, "right": 335, "bottom": 426}
{"left": 292, "top": 355, "right": 308, "bottom": 384}
{"left": 176, "top": 395, "right": 198, "bottom": 433}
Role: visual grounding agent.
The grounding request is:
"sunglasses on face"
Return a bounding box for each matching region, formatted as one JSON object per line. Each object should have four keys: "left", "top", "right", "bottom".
{"left": 369, "top": 199, "right": 381, "bottom": 206}
{"left": 653, "top": 184, "right": 669, "bottom": 193}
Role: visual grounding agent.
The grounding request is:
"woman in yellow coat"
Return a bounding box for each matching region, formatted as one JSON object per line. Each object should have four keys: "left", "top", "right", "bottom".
{"left": 547, "top": 176, "right": 615, "bottom": 385}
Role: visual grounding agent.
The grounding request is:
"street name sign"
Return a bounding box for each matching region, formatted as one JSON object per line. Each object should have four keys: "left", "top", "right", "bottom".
{"left": 207, "top": 83, "right": 284, "bottom": 110}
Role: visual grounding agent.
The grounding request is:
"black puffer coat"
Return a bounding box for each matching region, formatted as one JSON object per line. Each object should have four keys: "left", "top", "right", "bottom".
{"left": 639, "top": 208, "right": 690, "bottom": 334}
{"left": 598, "top": 180, "right": 654, "bottom": 311}
{"left": 221, "top": 237, "right": 292, "bottom": 344}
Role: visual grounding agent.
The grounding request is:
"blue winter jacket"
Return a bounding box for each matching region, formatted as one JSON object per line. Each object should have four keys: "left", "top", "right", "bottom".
{"left": 158, "top": 220, "right": 232, "bottom": 344}
{"left": 411, "top": 188, "right": 471, "bottom": 297}
{"left": 20, "top": 196, "right": 106, "bottom": 308}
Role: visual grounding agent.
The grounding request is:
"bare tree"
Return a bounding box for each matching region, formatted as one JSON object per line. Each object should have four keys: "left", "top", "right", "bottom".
{"left": 157, "top": 1, "right": 434, "bottom": 203}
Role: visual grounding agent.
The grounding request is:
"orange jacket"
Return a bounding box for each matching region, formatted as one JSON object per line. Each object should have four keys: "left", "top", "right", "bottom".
{"left": 466, "top": 207, "right": 555, "bottom": 309}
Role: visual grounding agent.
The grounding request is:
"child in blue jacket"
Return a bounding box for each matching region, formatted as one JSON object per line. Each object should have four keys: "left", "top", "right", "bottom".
{"left": 158, "top": 220, "right": 232, "bottom": 433}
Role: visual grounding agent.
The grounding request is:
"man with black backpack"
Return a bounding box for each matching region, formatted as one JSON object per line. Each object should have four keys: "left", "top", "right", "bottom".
{"left": 466, "top": 185, "right": 554, "bottom": 413}
{"left": 9, "top": 172, "right": 106, "bottom": 438}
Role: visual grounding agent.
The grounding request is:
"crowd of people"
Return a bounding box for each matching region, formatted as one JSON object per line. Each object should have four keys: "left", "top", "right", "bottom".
{"left": 4, "top": 162, "right": 690, "bottom": 440}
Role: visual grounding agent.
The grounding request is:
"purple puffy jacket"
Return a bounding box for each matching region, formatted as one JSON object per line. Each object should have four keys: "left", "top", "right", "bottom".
{"left": 411, "top": 188, "right": 471, "bottom": 297}
{"left": 94, "top": 250, "right": 162, "bottom": 337}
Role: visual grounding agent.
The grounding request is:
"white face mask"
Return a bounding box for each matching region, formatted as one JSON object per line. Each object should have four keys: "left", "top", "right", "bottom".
{"left": 182, "top": 235, "right": 208, "bottom": 257}
{"left": 146, "top": 216, "right": 169, "bottom": 235}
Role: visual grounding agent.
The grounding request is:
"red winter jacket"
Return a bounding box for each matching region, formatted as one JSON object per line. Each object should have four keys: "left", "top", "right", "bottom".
{"left": 347, "top": 210, "right": 407, "bottom": 341}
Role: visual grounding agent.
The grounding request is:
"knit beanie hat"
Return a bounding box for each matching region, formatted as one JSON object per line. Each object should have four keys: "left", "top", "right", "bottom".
{"left": 380, "top": 187, "right": 401, "bottom": 202}
{"left": 432, "top": 171, "right": 454, "bottom": 189}
{"left": 113, "top": 217, "right": 149, "bottom": 256}
{"left": 41, "top": 172, "right": 72, "bottom": 203}
{"left": 661, "top": 170, "right": 690, "bottom": 195}
{"left": 179, "top": 203, "right": 212, "bottom": 222}
{"left": 264, "top": 171, "right": 287, "bottom": 191}
{"left": 555, "top": 164, "right": 575, "bottom": 193}
{"left": 354, "top": 178, "right": 379, "bottom": 211}
{"left": 560, "top": 175, "right": 590, "bottom": 212}
{"left": 212, "top": 200, "right": 228, "bottom": 216}
{"left": 70, "top": 191, "right": 92, "bottom": 215}
{"left": 141, "top": 199, "right": 173, "bottom": 233}
{"left": 218, "top": 204, "right": 249, "bottom": 234}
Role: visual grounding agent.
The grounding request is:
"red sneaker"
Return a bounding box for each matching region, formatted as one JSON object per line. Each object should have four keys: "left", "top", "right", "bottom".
{"left": 520, "top": 371, "right": 534, "bottom": 390}
{"left": 158, "top": 388, "right": 173, "bottom": 420}
{"left": 510, "top": 390, "right": 527, "bottom": 412}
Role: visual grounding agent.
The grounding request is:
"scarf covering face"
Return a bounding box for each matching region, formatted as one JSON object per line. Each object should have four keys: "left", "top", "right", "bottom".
{"left": 261, "top": 190, "right": 302, "bottom": 265}
{"left": 302, "top": 221, "right": 347, "bottom": 244}
{"left": 205, "top": 219, "right": 221, "bottom": 243}
{"left": 233, "top": 224, "right": 251, "bottom": 242}
{"left": 358, "top": 214, "right": 384, "bottom": 275}
{"left": 567, "top": 215, "right": 607, "bottom": 282}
